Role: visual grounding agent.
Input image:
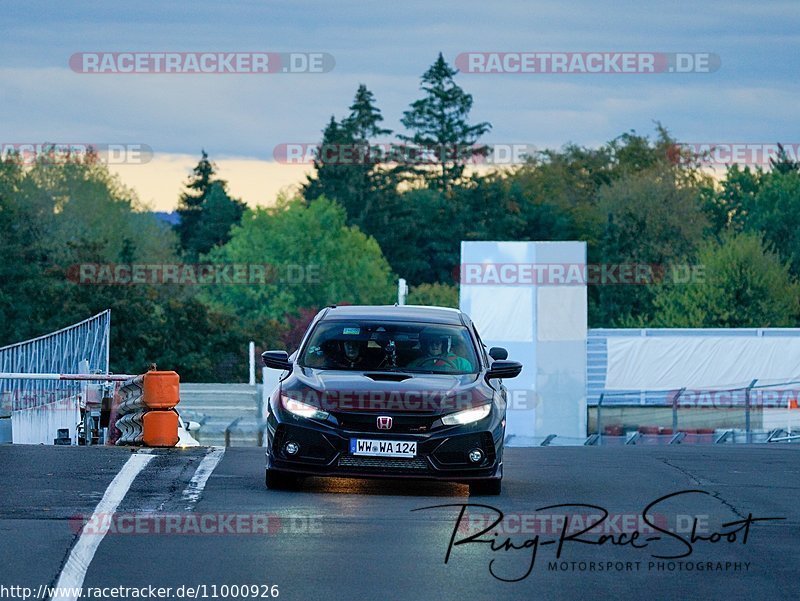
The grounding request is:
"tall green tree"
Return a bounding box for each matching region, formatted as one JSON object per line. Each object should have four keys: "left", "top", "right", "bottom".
{"left": 769, "top": 143, "right": 799, "bottom": 174}
{"left": 202, "top": 197, "right": 395, "bottom": 323}
{"left": 176, "top": 150, "right": 215, "bottom": 251}
{"left": 745, "top": 170, "right": 800, "bottom": 276}
{"left": 705, "top": 165, "right": 762, "bottom": 235}
{"left": 341, "top": 84, "right": 394, "bottom": 226}
{"left": 303, "top": 86, "right": 396, "bottom": 229}
{"left": 650, "top": 233, "right": 799, "bottom": 327}
{"left": 344, "top": 84, "right": 392, "bottom": 148}
{"left": 189, "top": 181, "right": 247, "bottom": 256}
{"left": 398, "top": 53, "right": 491, "bottom": 194}
{"left": 302, "top": 117, "right": 356, "bottom": 208}
{"left": 592, "top": 166, "right": 709, "bottom": 326}
{"left": 175, "top": 151, "right": 246, "bottom": 259}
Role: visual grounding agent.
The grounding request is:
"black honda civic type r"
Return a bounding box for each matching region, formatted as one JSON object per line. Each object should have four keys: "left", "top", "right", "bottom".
{"left": 262, "top": 305, "right": 522, "bottom": 495}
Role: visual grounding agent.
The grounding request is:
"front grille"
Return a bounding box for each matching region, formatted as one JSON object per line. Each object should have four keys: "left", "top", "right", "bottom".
{"left": 332, "top": 412, "right": 437, "bottom": 434}
{"left": 337, "top": 455, "right": 430, "bottom": 473}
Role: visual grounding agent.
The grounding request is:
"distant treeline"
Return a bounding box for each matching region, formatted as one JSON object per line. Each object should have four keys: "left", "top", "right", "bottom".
{"left": 1, "top": 54, "right": 798, "bottom": 380}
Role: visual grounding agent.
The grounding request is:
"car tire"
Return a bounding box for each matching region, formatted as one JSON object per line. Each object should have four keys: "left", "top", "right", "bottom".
{"left": 469, "top": 479, "right": 502, "bottom": 496}
{"left": 265, "top": 468, "right": 297, "bottom": 490}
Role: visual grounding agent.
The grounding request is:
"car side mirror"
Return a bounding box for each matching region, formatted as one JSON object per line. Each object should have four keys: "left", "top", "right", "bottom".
{"left": 489, "top": 347, "right": 508, "bottom": 360}
{"left": 262, "top": 350, "right": 292, "bottom": 371}
{"left": 486, "top": 360, "right": 522, "bottom": 380}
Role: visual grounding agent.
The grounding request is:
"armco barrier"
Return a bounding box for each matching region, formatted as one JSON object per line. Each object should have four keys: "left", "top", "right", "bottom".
{"left": 113, "top": 371, "right": 180, "bottom": 447}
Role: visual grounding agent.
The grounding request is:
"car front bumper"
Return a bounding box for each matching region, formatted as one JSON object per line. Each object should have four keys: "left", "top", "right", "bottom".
{"left": 265, "top": 411, "right": 504, "bottom": 482}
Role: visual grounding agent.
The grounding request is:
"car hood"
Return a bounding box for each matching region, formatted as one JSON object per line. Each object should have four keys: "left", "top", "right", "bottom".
{"left": 282, "top": 368, "right": 491, "bottom": 415}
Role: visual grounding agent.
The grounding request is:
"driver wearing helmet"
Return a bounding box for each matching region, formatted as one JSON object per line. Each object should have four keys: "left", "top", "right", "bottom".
{"left": 408, "top": 329, "right": 472, "bottom": 372}
{"left": 336, "top": 338, "right": 366, "bottom": 369}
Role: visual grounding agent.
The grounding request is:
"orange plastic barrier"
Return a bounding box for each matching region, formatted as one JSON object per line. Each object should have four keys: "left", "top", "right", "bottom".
{"left": 142, "top": 410, "right": 180, "bottom": 447}
{"left": 143, "top": 371, "right": 180, "bottom": 410}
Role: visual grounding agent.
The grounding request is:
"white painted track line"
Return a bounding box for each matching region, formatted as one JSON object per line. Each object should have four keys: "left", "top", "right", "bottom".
{"left": 181, "top": 446, "right": 225, "bottom": 510}
{"left": 51, "top": 452, "right": 155, "bottom": 601}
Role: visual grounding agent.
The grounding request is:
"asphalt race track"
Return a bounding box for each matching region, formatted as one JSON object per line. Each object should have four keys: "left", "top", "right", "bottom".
{"left": 1, "top": 445, "right": 798, "bottom": 600}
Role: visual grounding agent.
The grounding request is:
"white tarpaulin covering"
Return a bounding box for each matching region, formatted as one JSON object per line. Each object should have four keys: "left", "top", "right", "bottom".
{"left": 606, "top": 336, "right": 800, "bottom": 390}
{"left": 460, "top": 241, "right": 587, "bottom": 442}
{"left": 461, "top": 286, "right": 534, "bottom": 342}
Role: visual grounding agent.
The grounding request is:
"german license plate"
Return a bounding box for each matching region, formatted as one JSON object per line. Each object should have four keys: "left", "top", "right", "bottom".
{"left": 350, "top": 439, "right": 417, "bottom": 458}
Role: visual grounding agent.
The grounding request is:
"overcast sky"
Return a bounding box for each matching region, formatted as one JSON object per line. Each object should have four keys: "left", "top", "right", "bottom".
{"left": 3, "top": 0, "right": 799, "bottom": 209}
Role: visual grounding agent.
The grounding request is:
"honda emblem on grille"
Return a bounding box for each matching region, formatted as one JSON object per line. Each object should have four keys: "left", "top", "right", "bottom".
{"left": 377, "top": 416, "right": 393, "bottom": 430}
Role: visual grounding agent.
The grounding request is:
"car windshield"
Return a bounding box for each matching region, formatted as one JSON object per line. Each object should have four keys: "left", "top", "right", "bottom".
{"left": 300, "top": 321, "right": 479, "bottom": 374}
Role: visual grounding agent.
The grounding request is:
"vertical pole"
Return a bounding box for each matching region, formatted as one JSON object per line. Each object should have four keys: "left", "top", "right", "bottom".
{"left": 78, "top": 359, "right": 90, "bottom": 446}
{"left": 745, "top": 378, "right": 758, "bottom": 443}
{"left": 248, "top": 341, "right": 256, "bottom": 386}
{"left": 104, "top": 310, "right": 111, "bottom": 376}
{"left": 597, "top": 393, "right": 604, "bottom": 444}
{"left": 672, "top": 387, "right": 685, "bottom": 434}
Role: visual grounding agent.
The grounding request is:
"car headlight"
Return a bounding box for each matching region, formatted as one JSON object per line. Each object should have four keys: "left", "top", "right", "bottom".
{"left": 281, "top": 395, "right": 329, "bottom": 420}
{"left": 441, "top": 403, "right": 491, "bottom": 426}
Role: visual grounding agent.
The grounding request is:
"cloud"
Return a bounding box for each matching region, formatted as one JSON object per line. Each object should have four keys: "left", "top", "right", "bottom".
{"left": 1, "top": 0, "right": 797, "bottom": 185}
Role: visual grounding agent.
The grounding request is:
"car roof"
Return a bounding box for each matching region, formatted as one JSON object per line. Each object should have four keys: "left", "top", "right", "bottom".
{"left": 321, "top": 305, "right": 466, "bottom": 325}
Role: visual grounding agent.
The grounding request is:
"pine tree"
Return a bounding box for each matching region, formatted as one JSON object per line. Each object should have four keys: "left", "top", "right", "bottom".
{"left": 343, "top": 84, "right": 392, "bottom": 146}
{"left": 192, "top": 181, "right": 247, "bottom": 256}
{"left": 342, "top": 84, "right": 393, "bottom": 225}
{"left": 769, "top": 143, "right": 799, "bottom": 174}
{"left": 176, "top": 150, "right": 217, "bottom": 254}
{"left": 303, "top": 85, "right": 396, "bottom": 228}
{"left": 302, "top": 116, "right": 356, "bottom": 208}
{"left": 399, "top": 53, "right": 491, "bottom": 194}
{"left": 175, "top": 151, "right": 246, "bottom": 259}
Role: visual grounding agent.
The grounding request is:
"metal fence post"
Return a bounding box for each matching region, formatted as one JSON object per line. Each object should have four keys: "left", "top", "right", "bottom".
{"left": 745, "top": 378, "right": 758, "bottom": 443}
{"left": 672, "top": 388, "right": 686, "bottom": 433}
{"left": 597, "top": 393, "right": 604, "bottom": 444}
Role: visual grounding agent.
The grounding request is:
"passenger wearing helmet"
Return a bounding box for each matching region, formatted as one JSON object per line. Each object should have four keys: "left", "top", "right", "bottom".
{"left": 408, "top": 330, "right": 472, "bottom": 372}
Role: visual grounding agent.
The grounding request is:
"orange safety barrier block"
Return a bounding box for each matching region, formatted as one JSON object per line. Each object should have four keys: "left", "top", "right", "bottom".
{"left": 143, "top": 371, "right": 180, "bottom": 410}
{"left": 142, "top": 410, "right": 179, "bottom": 447}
